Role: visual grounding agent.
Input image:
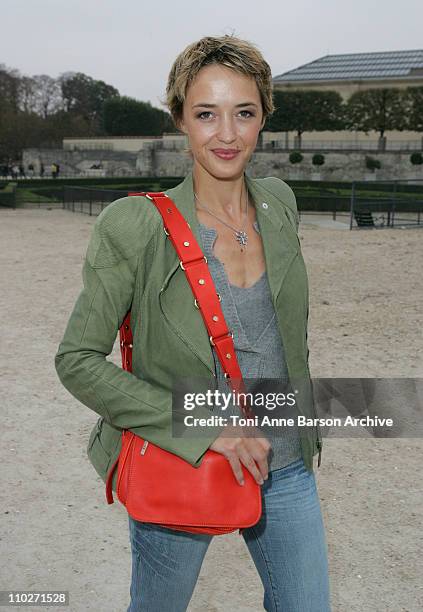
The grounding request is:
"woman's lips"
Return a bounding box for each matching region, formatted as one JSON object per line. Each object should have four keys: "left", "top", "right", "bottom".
{"left": 212, "top": 149, "right": 240, "bottom": 160}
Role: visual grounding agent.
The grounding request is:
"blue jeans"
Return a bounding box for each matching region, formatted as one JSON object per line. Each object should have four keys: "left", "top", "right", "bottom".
{"left": 126, "top": 457, "right": 331, "bottom": 611}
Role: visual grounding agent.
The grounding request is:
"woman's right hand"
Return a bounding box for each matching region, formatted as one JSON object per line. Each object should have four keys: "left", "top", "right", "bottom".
{"left": 209, "top": 423, "right": 271, "bottom": 486}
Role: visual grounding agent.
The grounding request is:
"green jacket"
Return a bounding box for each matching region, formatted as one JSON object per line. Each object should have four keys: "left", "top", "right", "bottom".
{"left": 54, "top": 170, "right": 322, "bottom": 493}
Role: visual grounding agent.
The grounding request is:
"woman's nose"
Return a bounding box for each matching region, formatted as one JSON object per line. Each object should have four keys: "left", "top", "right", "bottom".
{"left": 216, "top": 116, "right": 237, "bottom": 143}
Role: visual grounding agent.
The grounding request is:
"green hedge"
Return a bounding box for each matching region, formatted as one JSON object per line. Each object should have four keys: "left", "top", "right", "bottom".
{"left": 0, "top": 182, "right": 17, "bottom": 207}
{"left": 5, "top": 177, "right": 183, "bottom": 205}
{"left": 0, "top": 176, "right": 182, "bottom": 191}
{"left": 2, "top": 176, "right": 422, "bottom": 211}
{"left": 410, "top": 152, "right": 423, "bottom": 165}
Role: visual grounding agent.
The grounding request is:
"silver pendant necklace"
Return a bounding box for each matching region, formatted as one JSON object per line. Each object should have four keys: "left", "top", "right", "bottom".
{"left": 194, "top": 186, "right": 249, "bottom": 251}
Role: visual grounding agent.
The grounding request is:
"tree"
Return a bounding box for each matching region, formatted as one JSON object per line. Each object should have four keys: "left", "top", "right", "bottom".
{"left": 32, "top": 75, "right": 62, "bottom": 118}
{"left": 265, "top": 90, "right": 345, "bottom": 146}
{"left": 41, "top": 109, "right": 97, "bottom": 145}
{"left": 19, "top": 76, "right": 37, "bottom": 113}
{"left": 345, "top": 88, "right": 405, "bottom": 138}
{"left": 103, "top": 96, "right": 174, "bottom": 136}
{"left": 0, "top": 61, "right": 177, "bottom": 161}
{"left": 0, "top": 64, "right": 21, "bottom": 114}
{"left": 0, "top": 109, "right": 44, "bottom": 160}
{"left": 59, "top": 71, "right": 119, "bottom": 127}
{"left": 404, "top": 86, "right": 423, "bottom": 133}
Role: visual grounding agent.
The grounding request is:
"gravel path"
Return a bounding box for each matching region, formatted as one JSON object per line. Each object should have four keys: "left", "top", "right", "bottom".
{"left": 1, "top": 206, "right": 422, "bottom": 612}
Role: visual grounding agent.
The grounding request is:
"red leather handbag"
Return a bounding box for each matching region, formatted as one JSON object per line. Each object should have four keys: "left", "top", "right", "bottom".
{"left": 105, "top": 191, "right": 262, "bottom": 536}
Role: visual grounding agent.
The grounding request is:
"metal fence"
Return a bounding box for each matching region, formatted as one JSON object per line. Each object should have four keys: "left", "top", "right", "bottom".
{"left": 62, "top": 181, "right": 423, "bottom": 231}
{"left": 63, "top": 186, "right": 130, "bottom": 215}
{"left": 63, "top": 185, "right": 350, "bottom": 220}
{"left": 350, "top": 179, "right": 423, "bottom": 229}
{"left": 260, "top": 140, "right": 423, "bottom": 152}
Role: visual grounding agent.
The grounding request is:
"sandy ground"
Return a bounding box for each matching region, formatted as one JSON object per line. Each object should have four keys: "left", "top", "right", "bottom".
{"left": 1, "top": 205, "right": 422, "bottom": 612}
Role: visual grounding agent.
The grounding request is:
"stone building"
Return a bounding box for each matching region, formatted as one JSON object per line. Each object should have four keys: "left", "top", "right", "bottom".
{"left": 273, "top": 48, "right": 423, "bottom": 98}
{"left": 22, "top": 49, "right": 423, "bottom": 181}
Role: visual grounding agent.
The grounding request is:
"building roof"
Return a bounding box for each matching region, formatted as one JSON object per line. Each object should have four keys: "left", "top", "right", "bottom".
{"left": 273, "top": 49, "right": 423, "bottom": 83}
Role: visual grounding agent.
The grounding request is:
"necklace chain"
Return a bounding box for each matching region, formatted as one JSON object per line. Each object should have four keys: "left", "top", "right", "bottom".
{"left": 194, "top": 185, "right": 249, "bottom": 250}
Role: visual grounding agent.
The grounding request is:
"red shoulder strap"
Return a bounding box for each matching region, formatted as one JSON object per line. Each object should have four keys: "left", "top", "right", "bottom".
{"left": 120, "top": 191, "right": 252, "bottom": 416}
{"left": 106, "top": 191, "right": 253, "bottom": 504}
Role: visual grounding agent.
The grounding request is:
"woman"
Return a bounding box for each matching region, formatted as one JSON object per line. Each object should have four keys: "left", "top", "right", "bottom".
{"left": 55, "top": 35, "right": 330, "bottom": 611}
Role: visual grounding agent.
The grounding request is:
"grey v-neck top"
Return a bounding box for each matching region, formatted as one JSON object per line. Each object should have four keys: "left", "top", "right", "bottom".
{"left": 197, "top": 220, "right": 303, "bottom": 472}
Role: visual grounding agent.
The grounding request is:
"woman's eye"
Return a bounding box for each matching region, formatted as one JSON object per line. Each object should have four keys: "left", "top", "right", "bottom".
{"left": 197, "top": 111, "right": 213, "bottom": 120}
{"left": 196, "top": 110, "right": 255, "bottom": 120}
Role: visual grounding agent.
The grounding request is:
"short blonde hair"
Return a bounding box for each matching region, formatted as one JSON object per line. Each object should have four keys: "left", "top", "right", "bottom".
{"left": 165, "top": 34, "right": 275, "bottom": 129}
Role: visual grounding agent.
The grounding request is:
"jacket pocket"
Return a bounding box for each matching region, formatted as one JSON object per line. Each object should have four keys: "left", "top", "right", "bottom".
{"left": 87, "top": 417, "right": 121, "bottom": 482}
{"left": 87, "top": 417, "right": 103, "bottom": 453}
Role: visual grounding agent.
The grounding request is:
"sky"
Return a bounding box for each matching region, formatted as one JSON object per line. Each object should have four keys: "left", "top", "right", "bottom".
{"left": 1, "top": 0, "right": 422, "bottom": 111}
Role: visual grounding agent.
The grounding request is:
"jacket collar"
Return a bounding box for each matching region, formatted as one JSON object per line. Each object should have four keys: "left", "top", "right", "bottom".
{"left": 161, "top": 169, "right": 300, "bottom": 375}
{"left": 165, "top": 168, "right": 284, "bottom": 244}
